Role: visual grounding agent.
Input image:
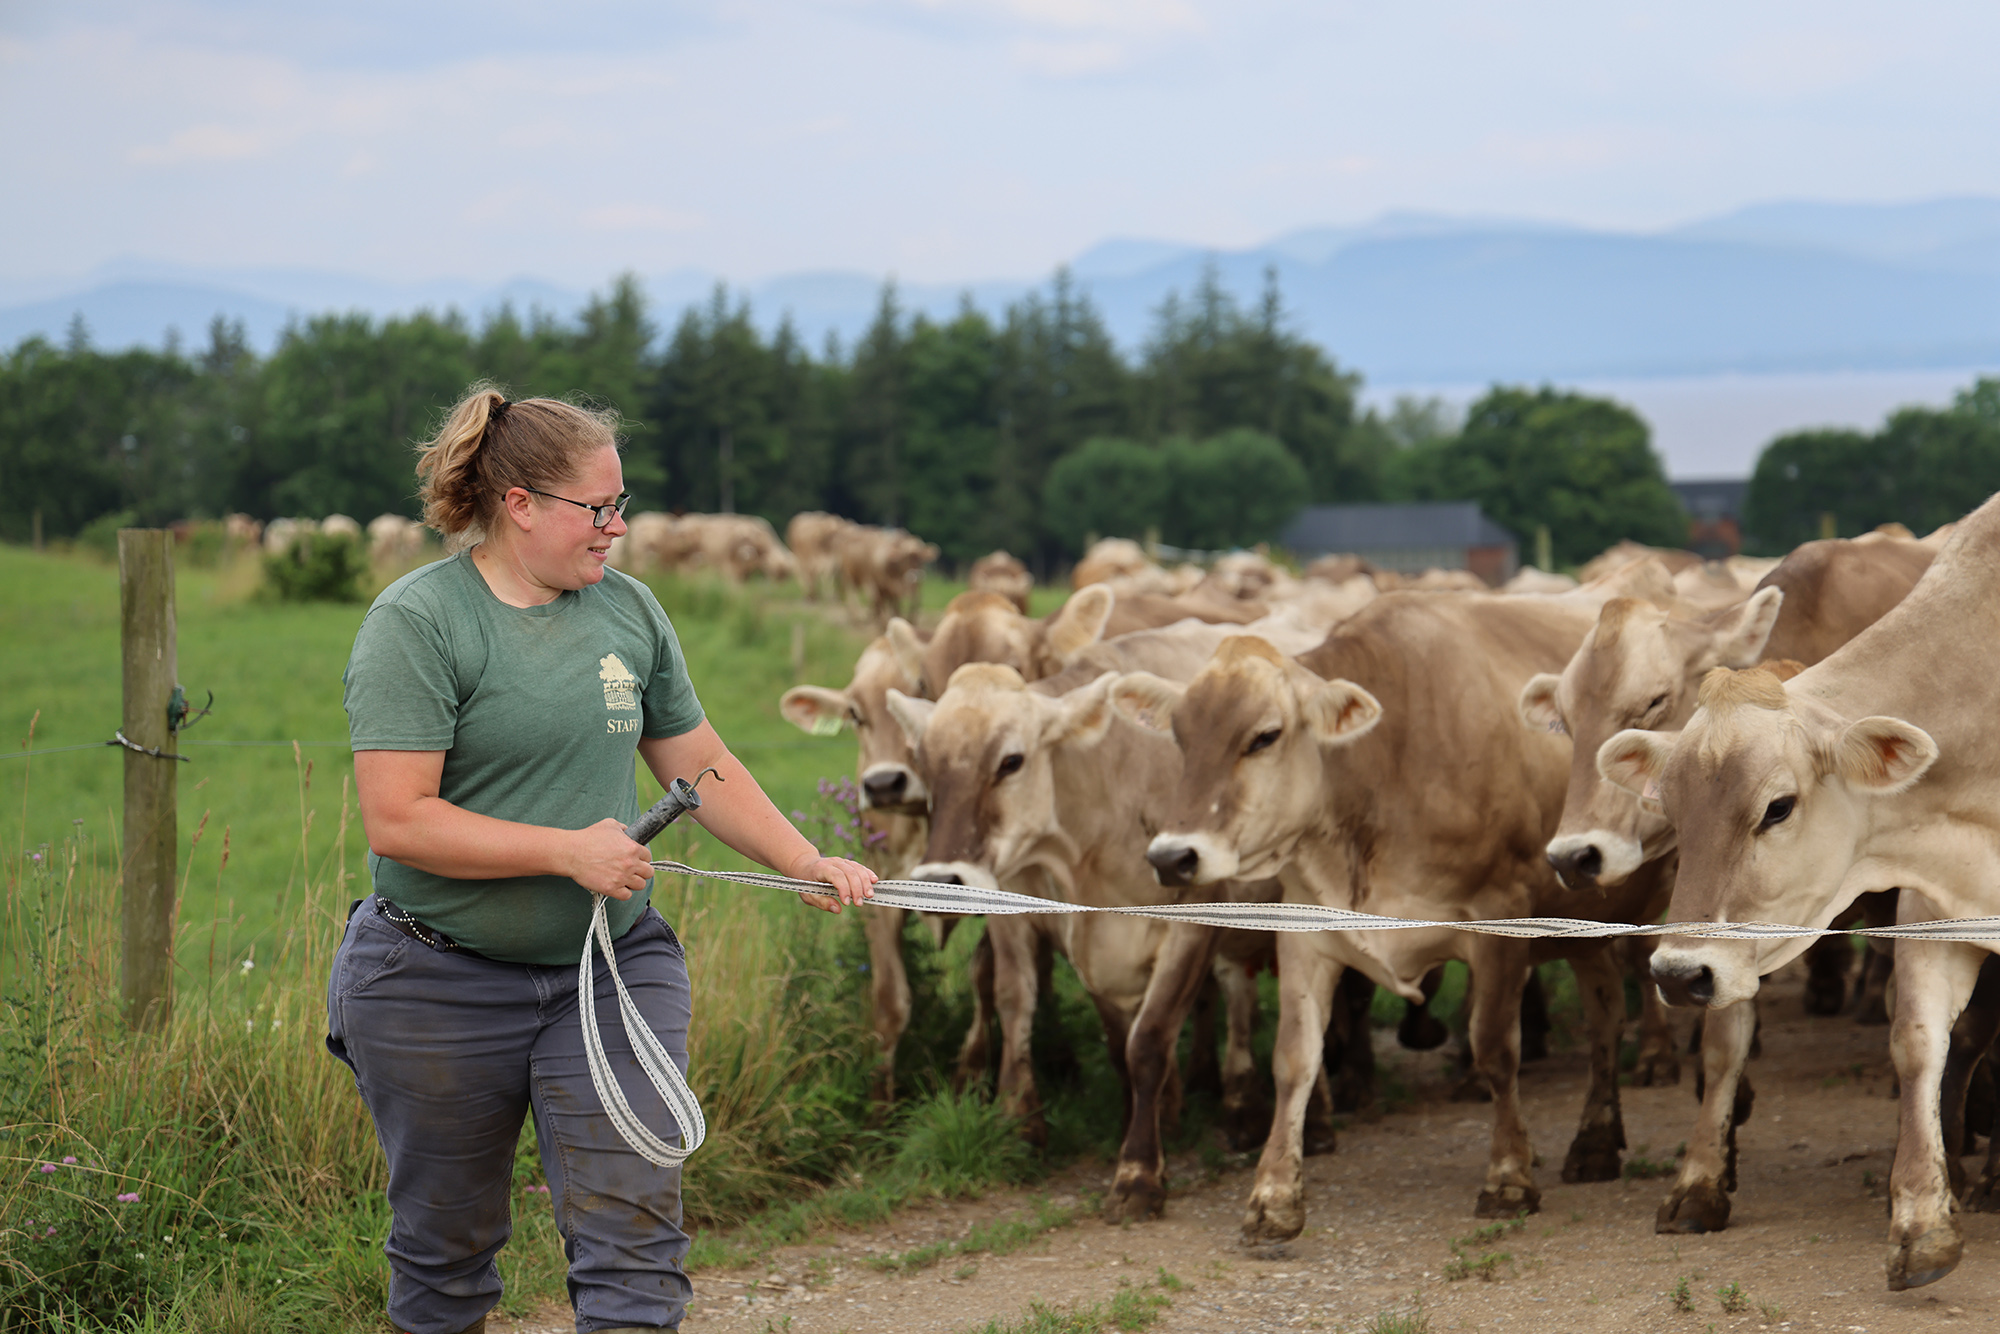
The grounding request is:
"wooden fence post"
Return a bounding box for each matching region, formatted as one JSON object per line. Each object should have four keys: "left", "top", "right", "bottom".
{"left": 119, "top": 529, "right": 178, "bottom": 1030}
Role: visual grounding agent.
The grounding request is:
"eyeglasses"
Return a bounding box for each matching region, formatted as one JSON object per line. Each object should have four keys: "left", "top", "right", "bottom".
{"left": 524, "top": 487, "right": 632, "bottom": 528}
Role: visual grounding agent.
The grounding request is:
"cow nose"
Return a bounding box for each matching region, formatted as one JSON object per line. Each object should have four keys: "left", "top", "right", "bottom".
{"left": 916, "top": 870, "right": 963, "bottom": 886}
{"left": 1146, "top": 843, "right": 1200, "bottom": 888}
{"left": 862, "top": 770, "right": 908, "bottom": 805}
{"left": 1652, "top": 958, "right": 1715, "bottom": 1007}
{"left": 1547, "top": 843, "right": 1603, "bottom": 889}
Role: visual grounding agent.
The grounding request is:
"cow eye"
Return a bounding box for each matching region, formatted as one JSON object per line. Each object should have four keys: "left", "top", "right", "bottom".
{"left": 850, "top": 709, "right": 866, "bottom": 728}
{"left": 1758, "top": 795, "right": 1796, "bottom": 831}
{"left": 1646, "top": 694, "right": 1668, "bottom": 715}
{"left": 1245, "top": 729, "right": 1281, "bottom": 756}
{"left": 996, "top": 753, "right": 1025, "bottom": 779}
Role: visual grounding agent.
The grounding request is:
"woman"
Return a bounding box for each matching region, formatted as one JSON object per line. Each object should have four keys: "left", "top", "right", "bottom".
{"left": 329, "top": 386, "right": 875, "bottom": 1334}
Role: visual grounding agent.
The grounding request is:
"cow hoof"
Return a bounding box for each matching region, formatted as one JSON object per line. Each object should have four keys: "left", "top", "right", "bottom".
{"left": 1804, "top": 975, "right": 1847, "bottom": 1017}
{"left": 1855, "top": 996, "right": 1891, "bottom": 1027}
{"left": 1104, "top": 1178, "right": 1166, "bottom": 1223}
{"left": 1886, "top": 1225, "right": 1963, "bottom": 1291}
{"left": 1964, "top": 1173, "right": 2000, "bottom": 1213}
{"left": 1398, "top": 1008, "right": 1449, "bottom": 1051}
{"left": 1631, "top": 1049, "right": 1682, "bottom": 1088}
{"left": 1561, "top": 1141, "right": 1622, "bottom": 1184}
{"left": 1656, "top": 1181, "right": 1731, "bottom": 1234}
{"left": 1475, "top": 1185, "right": 1539, "bottom": 1218}
{"left": 1240, "top": 1195, "right": 1306, "bottom": 1244}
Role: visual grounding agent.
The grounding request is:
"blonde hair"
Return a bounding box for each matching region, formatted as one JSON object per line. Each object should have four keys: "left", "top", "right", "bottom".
{"left": 415, "top": 383, "right": 622, "bottom": 552}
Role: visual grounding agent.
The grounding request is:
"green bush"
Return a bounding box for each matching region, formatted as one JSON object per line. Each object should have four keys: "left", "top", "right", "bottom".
{"left": 1042, "top": 429, "right": 1309, "bottom": 555}
{"left": 261, "top": 532, "right": 367, "bottom": 602}
{"left": 76, "top": 510, "right": 138, "bottom": 560}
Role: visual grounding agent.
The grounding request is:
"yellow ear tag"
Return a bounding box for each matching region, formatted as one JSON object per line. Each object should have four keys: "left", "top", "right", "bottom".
{"left": 808, "top": 714, "right": 844, "bottom": 738}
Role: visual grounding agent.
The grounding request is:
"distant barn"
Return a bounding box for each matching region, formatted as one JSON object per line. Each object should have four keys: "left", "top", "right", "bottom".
{"left": 1280, "top": 501, "right": 1520, "bottom": 586}
{"left": 1670, "top": 478, "right": 1749, "bottom": 559}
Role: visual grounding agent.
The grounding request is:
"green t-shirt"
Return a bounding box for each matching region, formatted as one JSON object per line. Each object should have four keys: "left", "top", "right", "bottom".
{"left": 342, "top": 553, "right": 705, "bottom": 964}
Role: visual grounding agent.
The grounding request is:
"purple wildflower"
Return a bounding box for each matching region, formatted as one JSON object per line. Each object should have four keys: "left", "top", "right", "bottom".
{"left": 37, "top": 1163, "right": 55, "bottom": 1174}
{"left": 116, "top": 1192, "right": 140, "bottom": 1203}
{"left": 61, "top": 1156, "right": 76, "bottom": 1165}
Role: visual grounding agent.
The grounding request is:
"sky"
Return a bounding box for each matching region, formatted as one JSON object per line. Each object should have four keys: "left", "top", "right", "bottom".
{"left": 4, "top": 0, "right": 1999, "bottom": 289}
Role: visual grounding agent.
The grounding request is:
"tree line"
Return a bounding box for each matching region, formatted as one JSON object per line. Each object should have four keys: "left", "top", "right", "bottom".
{"left": 17, "top": 263, "right": 1980, "bottom": 572}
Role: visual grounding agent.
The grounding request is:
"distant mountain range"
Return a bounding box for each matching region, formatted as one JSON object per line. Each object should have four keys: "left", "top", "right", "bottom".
{"left": 5, "top": 198, "right": 1998, "bottom": 385}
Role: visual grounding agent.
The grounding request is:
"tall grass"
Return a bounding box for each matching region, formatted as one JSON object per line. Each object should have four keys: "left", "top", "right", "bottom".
{"left": 0, "top": 752, "right": 897, "bottom": 1331}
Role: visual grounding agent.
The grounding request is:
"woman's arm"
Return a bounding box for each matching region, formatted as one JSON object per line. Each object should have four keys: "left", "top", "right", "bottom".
{"left": 353, "top": 749, "right": 658, "bottom": 900}
{"left": 638, "top": 720, "right": 877, "bottom": 913}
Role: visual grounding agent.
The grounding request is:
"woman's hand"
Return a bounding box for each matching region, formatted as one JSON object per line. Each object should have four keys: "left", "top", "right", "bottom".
{"left": 787, "top": 852, "right": 879, "bottom": 915}
{"left": 565, "top": 818, "right": 658, "bottom": 900}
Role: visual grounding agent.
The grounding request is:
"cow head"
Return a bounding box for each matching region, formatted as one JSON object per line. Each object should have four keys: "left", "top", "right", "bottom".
{"left": 779, "top": 636, "right": 930, "bottom": 814}
{"left": 1111, "top": 637, "right": 1380, "bottom": 887}
{"left": 1519, "top": 589, "right": 1783, "bottom": 889}
{"left": 917, "top": 585, "right": 1113, "bottom": 697}
{"left": 1598, "top": 666, "right": 1936, "bottom": 1010}
{"left": 891, "top": 665, "right": 1118, "bottom": 893}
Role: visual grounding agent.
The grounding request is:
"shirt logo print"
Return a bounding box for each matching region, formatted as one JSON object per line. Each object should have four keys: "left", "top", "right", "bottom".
{"left": 599, "top": 653, "right": 639, "bottom": 712}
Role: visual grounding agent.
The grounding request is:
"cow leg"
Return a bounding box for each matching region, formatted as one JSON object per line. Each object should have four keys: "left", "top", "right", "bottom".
{"left": 952, "top": 927, "right": 998, "bottom": 1093}
{"left": 1804, "top": 933, "right": 1854, "bottom": 1017}
{"left": 1328, "top": 966, "right": 1379, "bottom": 1113}
{"left": 1465, "top": 937, "right": 1538, "bottom": 1217}
{"left": 1886, "top": 937, "right": 1986, "bottom": 1291}
{"left": 1937, "top": 956, "right": 2000, "bottom": 1202}
{"left": 1185, "top": 973, "right": 1222, "bottom": 1098}
{"left": 986, "top": 915, "right": 1048, "bottom": 1146}
{"left": 1217, "top": 946, "right": 1272, "bottom": 1152}
{"left": 1560, "top": 944, "right": 1628, "bottom": 1183}
{"left": 1241, "top": 934, "right": 1341, "bottom": 1244}
{"left": 863, "top": 906, "right": 913, "bottom": 1107}
{"left": 1629, "top": 939, "right": 1683, "bottom": 1087}
{"left": 1656, "top": 996, "right": 1755, "bottom": 1233}
{"left": 1108, "top": 925, "right": 1221, "bottom": 1222}
{"left": 1519, "top": 968, "right": 1551, "bottom": 1063}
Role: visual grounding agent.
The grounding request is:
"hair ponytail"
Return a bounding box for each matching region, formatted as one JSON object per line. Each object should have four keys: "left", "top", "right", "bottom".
{"left": 415, "top": 382, "right": 621, "bottom": 552}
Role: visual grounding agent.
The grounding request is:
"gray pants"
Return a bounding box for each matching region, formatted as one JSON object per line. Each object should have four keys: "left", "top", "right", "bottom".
{"left": 326, "top": 895, "right": 692, "bottom": 1334}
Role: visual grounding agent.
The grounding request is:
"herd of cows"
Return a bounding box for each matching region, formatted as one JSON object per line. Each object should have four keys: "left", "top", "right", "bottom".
{"left": 777, "top": 498, "right": 2000, "bottom": 1295}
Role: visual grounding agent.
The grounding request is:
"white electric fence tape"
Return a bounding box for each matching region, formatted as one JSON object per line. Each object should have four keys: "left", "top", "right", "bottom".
{"left": 586, "top": 860, "right": 2000, "bottom": 1165}
{"left": 580, "top": 894, "right": 707, "bottom": 1167}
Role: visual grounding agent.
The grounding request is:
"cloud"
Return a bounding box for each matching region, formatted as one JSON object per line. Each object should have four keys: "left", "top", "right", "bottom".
{"left": 129, "top": 123, "right": 276, "bottom": 166}
{"left": 581, "top": 204, "right": 706, "bottom": 233}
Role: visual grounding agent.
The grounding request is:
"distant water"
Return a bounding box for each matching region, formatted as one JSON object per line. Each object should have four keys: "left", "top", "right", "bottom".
{"left": 1362, "top": 367, "right": 1998, "bottom": 481}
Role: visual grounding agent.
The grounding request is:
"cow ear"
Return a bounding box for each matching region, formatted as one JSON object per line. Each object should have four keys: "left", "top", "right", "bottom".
{"left": 884, "top": 689, "right": 935, "bottom": 751}
{"left": 1711, "top": 586, "right": 1784, "bottom": 668}
{"left": 1109, "top": 672, "right": 1184, "bottom": 733}
{"left": 1303, "top": 679, "right": 1381, "bottom": 747}
{"left": 779, "top": 685, "right": 850, "bottom": 737}
{"left": 885, "top": 617, "right": 925, "bottom": 691}
{"left": 1047, "top": 584, "right": 1114, "bottom": 663}
{"left": 1833, "top": 715, "right": 1937, "bottom": 794}
{"left": 1049, "top": 672, "right": 1118, "bottom": 748}
{"left": 1597, "top": 729, "right": 1673, "bottom": 802}
{"left": 1518, "top": 673, "right": 1565, "bottom": 735}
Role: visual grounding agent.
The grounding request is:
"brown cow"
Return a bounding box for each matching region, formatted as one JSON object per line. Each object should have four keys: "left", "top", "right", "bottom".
{"left": 968, "top": 550, "right": 1034, "bottom": 613}
{"left": 836, "top": 524, "right": 938, "bottom": 622}
{"left": 889, "top": 620, "right": 1289, "bottom": 1219}
{"left": 1113, "top": 584, "right": 1677, "bottom": 1240}
{"left": 1517, "top": 534, "right": 1934, "bottom": 1233}
{"left": 1597, "top": 492, "right": 2000, "bottom": 1289}
{"left": 787, "top": 511, "right": 849, "bottom": 601}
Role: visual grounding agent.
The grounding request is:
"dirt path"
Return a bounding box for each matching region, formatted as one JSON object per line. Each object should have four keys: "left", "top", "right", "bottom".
{"left": 495, "top": 968, "right": 2000, "bottom": 1333}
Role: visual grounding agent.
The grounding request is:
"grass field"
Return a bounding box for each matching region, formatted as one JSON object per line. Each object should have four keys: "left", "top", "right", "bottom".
{"left": 0, "top": 542, "right": 1138, "bottom": 1332}
{"left": 0, "top": 541, "right": 873, "bottom": 963}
